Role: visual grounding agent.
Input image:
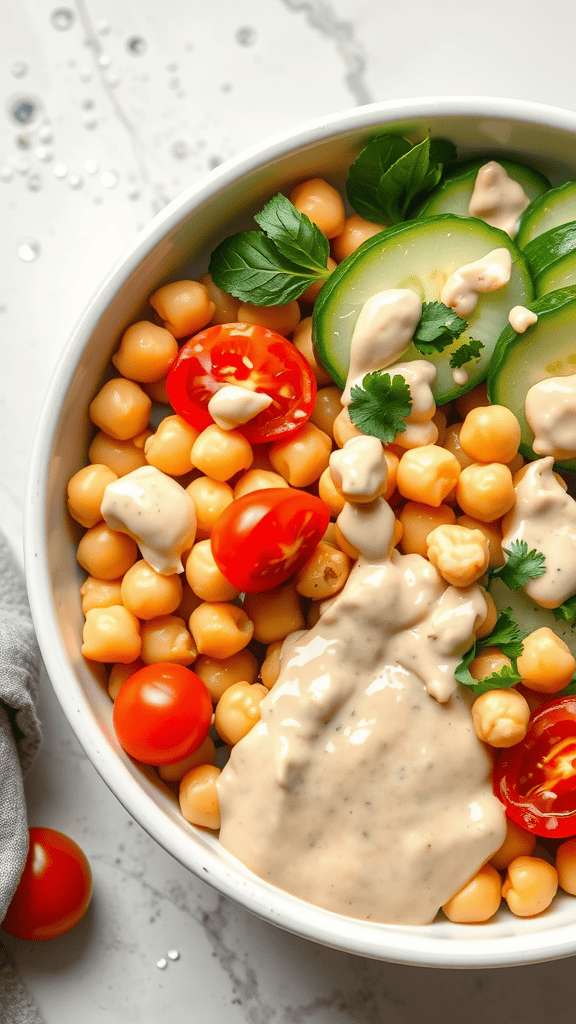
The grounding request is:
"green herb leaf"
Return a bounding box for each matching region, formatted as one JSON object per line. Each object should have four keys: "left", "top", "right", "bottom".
{"left": 348, "top": 371, "right": 412, "bottom": 445}
{"left": 556, "top": 676, "right": 576, "bottom": 696}
{"left": 455, "top": 608, "right": 526, "bottom": 694}
{"left": 489, "top": 540, "right": 547, "bottom": 591}
{"left": 466, "top": 662, "right": 524, "bottom": 696}
{"left": 428, "top": 137, "right": 458, "bottom": 166}
{"left": 345, "top": 134, "right": 412, "bottom": 222}
{"left": 209, "top": 195, "right": 331, "bottom": 306}
{"left": 553, "top": 593, "right": 576, "bottom": 626}
{"left": 449, "top": 337, "right": 485, "bottom": 369}
{"left": 412, "top": 301, "right": 468, "bottom": 354}
{"left": 484, "top": 607, "right": 527, "bottom": 660}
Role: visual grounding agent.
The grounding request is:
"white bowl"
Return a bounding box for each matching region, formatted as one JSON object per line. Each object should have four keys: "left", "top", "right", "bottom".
{"left": 25, "top": 97, "right": 576, "bottom": 968}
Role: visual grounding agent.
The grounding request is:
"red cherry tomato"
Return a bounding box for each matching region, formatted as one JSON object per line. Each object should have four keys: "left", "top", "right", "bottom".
{"left": 210, "top": 488, "right": 330, "bottom": 593}
{"left": 2, "top": 828, "right": 92, "bottom": 941}
{"left": 494, "top": 696, "right": 576, "bottom": 838}
{"left": 165, "top": 322, "right": 316, "bottom": 443}
{"left": 113, "top": 663, "right": 212, "bottom": 765}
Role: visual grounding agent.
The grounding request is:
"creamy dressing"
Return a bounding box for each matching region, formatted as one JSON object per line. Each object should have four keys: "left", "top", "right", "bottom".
{"left": 336, "top": 496, "right": 395, "bottom": 560}
{"left": 468, "top": 162, "right": 530, "bottom": 238}
{"left": 329, "top": 435, "right": 388, "bottom": 502}
{"left": 208, "top": 384, "right": 273, "bottom": 430}
{"left": 342, "top": 289, "right": 422, "bottom": 404}
{"left": 387, "top": 359, "right": 438, "bottom": 448}
{"left": 101, "top": 465, "right": 196, "bottom": 574}
{"left": 452, "top": 367, "right": 469, "bottom": 387}
{"left": 501, "top": 456, "right": 576, "bottom": 608}
{"left": 440, "top": 248, "right": 512, "bottom": 317}
{"left": 508, "top": 305, "right": 538, "bottom": 333}
{"left": 218, "top": 515, "right": 504, "bottom": 924}
{"left": 524, "top": 374, "right": 576, "bottom": 460}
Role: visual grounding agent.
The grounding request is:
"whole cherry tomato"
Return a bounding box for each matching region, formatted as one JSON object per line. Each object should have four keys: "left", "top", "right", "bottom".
{"left": 165, "top": 323, "right": 316, "bottom": 443}
{"left": 494, "top": 695, "right": 576, "bottom": 837}
{"left": 2, "top": 827, "right": 92, "bottom": 941}
{"left": 210, "top": 488, "right": 330, "bottom": 593}
{"left": 113, "top": 663, "right": 212, "bottom": 764}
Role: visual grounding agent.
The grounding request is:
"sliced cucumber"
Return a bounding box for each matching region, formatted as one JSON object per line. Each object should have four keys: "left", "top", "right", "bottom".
{"left": 414, "top": 159, "right": 550, "bottom": 221}
{"left": 490, "top": 579, "right": 576, "bottom": 659}
{"left": 312, "top": 215, "right": 533, "bottom": 404}
{"left": 523, "top": 221, "right": 576, "bottom": 279}
{"left": 487, "top": 287, "right": 576, "bottom": 472}
{"left": 536, "top": 248, "right": 576, "bottom": 296}
{"left": 516, "top": 180, "right": 576, "bottom": 248}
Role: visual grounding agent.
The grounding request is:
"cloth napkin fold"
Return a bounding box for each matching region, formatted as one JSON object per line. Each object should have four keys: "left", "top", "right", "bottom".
{"left": 0, "top": 532, "right": 43, "bottom": 1024}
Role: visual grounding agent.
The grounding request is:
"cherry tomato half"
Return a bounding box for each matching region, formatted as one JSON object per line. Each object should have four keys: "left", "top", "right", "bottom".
{"left": 210, "top": 488, "right": 330, "bottom": 593}
{"left": 113, "top": 663, "right": 212, "bottom": 765}
{"left": 166, "top": 323, "right": 316, "bottom": 443}
{"left": 2, "top": 828, "right": 92, "bottom": 941}
{"left": 494, "top": 696, "right": 576, "bottom": 838}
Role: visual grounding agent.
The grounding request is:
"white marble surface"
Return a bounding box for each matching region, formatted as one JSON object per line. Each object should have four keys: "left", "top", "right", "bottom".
{"left": 1, "top": 1, "right": 576, "bottom": 1021}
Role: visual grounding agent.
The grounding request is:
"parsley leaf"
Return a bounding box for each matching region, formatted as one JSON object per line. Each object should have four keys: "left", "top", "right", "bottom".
{"left": 412, "top": 301, "right": 468, "bottom": 355}
{"left": 489, "top": 540, "right": 547, "bottom": 591}
{"left": 209, "top": 194, "right": 331, "bottom": 306}
{"left": 346, "top": 134, "right": 456, "bottom": 225}
{"left": 348, "top": 372, "right": 412, "bottom": 445}
{"left": 553, "top": 593, "right": 576, "bottom": 626}
{"left": 484, "top": 607, "right": 527, "bottom": 660}
{"left": 455, "top": 608, "right": 526, "bottom": 695}
{"left": 465, "top": 662, "right": 524, "bottom": 696}
{"left": 449, "top": 337, "right": 485, "bottom": 369}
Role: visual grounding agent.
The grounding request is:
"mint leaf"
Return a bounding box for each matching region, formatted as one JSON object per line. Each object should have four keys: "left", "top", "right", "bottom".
{"left": 553, "top": 593, "right": 576, "bottom": 626}
{"left": 428, "top": 137, "right": 458, "bottom": 166}
{"left": 413, "top": 301, "right": 468, "bottom": 354}
{"left": 346, "top": 134, "right": 411, "bottom": 222}
{"left": 449, "top": 337, "right": 484, "bottom": 369}
{"left": 209, "top": 196, "right": 331, "bottom": 306}
{"left": 489, "top": 540, "right": 546, "bottom": 590}
{"left": 348, "top": 372, "right": 412, "bottom": 445}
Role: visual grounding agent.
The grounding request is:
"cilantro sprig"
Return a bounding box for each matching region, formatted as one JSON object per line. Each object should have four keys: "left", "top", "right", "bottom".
{"left": 449, "top": 337, "right": 484, "bottom": 369}
{"left": 209, "top": 193, "right": 332, "bottom": 306}
{"left": 412, "top": 301, "right": 468, "bottom": 354}
{"left": 553, "top": 593, "right": 576, "bottom": 626}
{"left": 455, "top": 608, "right": 527, "bottom": 695}
{"left": 348, "top": 371, "right": 412, "bottom": 445}
{"left": 488, "top": 540, "right": 547, "bottom": 591}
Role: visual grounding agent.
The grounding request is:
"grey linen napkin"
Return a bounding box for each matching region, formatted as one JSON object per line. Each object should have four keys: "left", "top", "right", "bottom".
{"left": 0, "top": 532, "right": 43, "bottom": 1023}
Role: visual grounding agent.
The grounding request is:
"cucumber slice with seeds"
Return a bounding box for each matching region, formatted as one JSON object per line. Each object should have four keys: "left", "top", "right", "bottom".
{"left": 414, "top": 159, "right": 550, "bottom": 221}
{"left": 312, "top": 215, "right": 533, "bottom": 404}
{"left": 516, "top": 180, "right": 576, "bottom": 249}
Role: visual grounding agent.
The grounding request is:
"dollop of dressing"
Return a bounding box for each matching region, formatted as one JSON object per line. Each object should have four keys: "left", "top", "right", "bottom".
{"left": 342, "top": 289, "right": 422, "bottom": 403}
{"left": 387, "top": 359, "right": 438, "bottom": 448}
{"left": 501, "top": 456, "right": 576, "bottom": 607}
{"left": 525, "top": 374, "right": 576, "bottom": 461}
{"left": 218, "top": 516, "right": 504, "bottom": 924}
{"left": 468, "top": 162, "right": 530, "bottom": 238}
{"left": 440, "top": 248, "right": 512, "bottom": 317}
{"left": 329, "top": 435, "right": 388, "bottom": 502}
{"left": 208, "top": 384, "right": 273, "bottom": 430}
{"left": 508, "top": 305, "right": 538, "bottom": 333}
{"left": 101, "top": 465, "right": 196, "bottom": 574}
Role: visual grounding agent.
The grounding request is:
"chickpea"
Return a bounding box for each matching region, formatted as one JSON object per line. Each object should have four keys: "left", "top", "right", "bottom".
{"left": 67, "top": 464, "right": 118, "bottom": 528}
{"left": 237, "top": 301, "right": 301, "bottom": 336}
{"left": 193, "top": 648, "right": 258, "bottom": 704}
{"left": 318, "top": 467, "right": 346, "bottom": 517}
{"left": 77, "top": 522, "right": 138, "bottom": 580}
{"left": 556, "top": 837, "right": 576, "bottom": 895}
{"left": 426, "top": 523, "right": 490, "bottom": 587}
{"left": 139, "top": 615, "right": 197, "bottom": 666}
{"left": 81, "top": 605, "right": 141, "bottom": 663}
{"left": 459, "top": 405, "right": 521, "bottom": 465}
{"left": 441, "top": 863, "right": 502, "bottom": 923}
{"left": 233, "top": 468, "right": 289, "bottom": 499}
{"left": 159, "top": 734, "right": 216, "bottom": 784}
{"left": 89, "top": 378, "right": 151, "bottom": 441}
{"left": 517, "top": 627, "right": 576, "bottom": 694}
{"left": 88, "top": 430, "right": 150, "bottom": 476}
{"left": 454, "top": 382, "right": 489, "bottom": 420}
{"left": 490, "top": 819, "right": 537, "bottom": 870}
{"left": 190, "top": 425, "right": 253, "bottom": 482}
{"left": 456, "top": 463, "right": 515, "bottom": 522}
{"left": 142, "top": 377, "right": 170, "bottom": 405}
{"left": 269, "top": 422, "right": 332, "bottom": 488}
{"left": 474, "top": 588, "right": 498, "bottom": 640}
{"left": 396, "top": 446, "right": 461, "bottom": 508}
{"left": 443, "top": 422, "right": 475, "bottom": 470}
{"left": 199, "top": 273, "right": 240, "bottom": 325}
{"left": 431, "top": 407, "right": 448, "bottom": 448}
{"left": 179, "top": 764, "right": 221, "bottom": 830}
{"left": 295, "top": 542, "right": 351, "bottom": 600}
{"left": 292, "top": 318, "right": 333, "bottom": 386}
{"left": 112, "top": 321, "right": 179, "bottom": 382}
{"left": 120, "top": 559, "right": 183, "bottom": 620}
{"left": 399, "top": 502, "right": 456, "bottom": 558}
{"left": 186, "top": 476, "right": 234, "bottom": 540}
{"left": 290, "top": 178, "right": 345, "bottom": 238}
{"left": 213, "top": 681, "right": 268, "bottom": 745}
{"left": 149, "top": 280, "right": 215, "bottom": 338}
{"left": 189, "top": 602, "right": 254, "bottom": 659}
{"left": 331, "top": 213, "right": 384, "bottom": 262}
{"left": 243, "top": 582, "right": 304, "bottom": 644}
{"left": 471, "top": 688, "right": 531, "bottom": 748}
{"left": 456, "top": 514, "right": 505, "bottom": 569}
{"left": 502, "top": 856, "right": 558, "bottom": 917}
{"left": 260, "top": 640, "right": 283, "bottom": 690}
{"left": 144, "top": 415, "right": 199, "bottom": 477}
{"left": 469, "top": 646, "right": 512, "bottom": 682}
{"left": 80, "top": 576, "right": 123, "bottom": 615}
{"left": 310, "top": 385, "right": 344, "bottom": 439}
{"left": 185, "top": 540, "right": 240, "bottom": 603}
{"left": 107, "top": 659, "right": 145, "bottom": 701}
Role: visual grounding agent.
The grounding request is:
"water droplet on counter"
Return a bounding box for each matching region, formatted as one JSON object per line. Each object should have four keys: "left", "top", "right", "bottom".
{"left": 104, "top": 70, "right": 120, "bottom": 87}
{"left": 68, "top": 173, "right": 83, "bottom": 189}
{"left": 168, "top": 77, "right": 181, "bottom": 91}
{"left": 126, "top": 187, "right": 141, "bottom": 201}
{"left": 26, "top": 173, "right": 42, "bottom": 192}
{"left": 50, "top": 7, "right": 75, "bottom": 31}
{"left": 221, "top": 81, "right": 232, "bottom": 93}
{"left": 1, "top": 166, "right": 14, "bottom": 182}
{"left": 35, "top": 146, "right": 53, "bottom": 162}
{"left": 171, "top": 140, "right": 189, "bottom": 159}
{"left": 18, "top": 238, "right": 41, "bottom": 261}
{"left": 156, "top": 958, "right": 167, "bottom": 970}
{"left": 98, "top": 54, "right": 111, "bottom": 68}
{"left": 85, "top": 159, "right": 98, "bottom": 175}
{"left": 53, "top": 162, "right": 67, "bottom": 178}
{"left": 82, "top": 98, "right": 95, "bottom": 110}
{"left": 167, "top": 949, "right": 180, "bottom": 961}
{"left": 235, "top": 26, "right": 257, "bottom": 46}
{"left": 38, "top": 125, "right": 53, "bottom": 143}
{"left": 101, "top": 170, "right": 118, "bottom": 188}
{"left": 127, "top": 36, "right": 147, "bottom": 56}
{"left": 10, "top": 60, "right": 29, "bottom": 78}
{"left": 10, "top": 98, "right": 38, "bottom": 125}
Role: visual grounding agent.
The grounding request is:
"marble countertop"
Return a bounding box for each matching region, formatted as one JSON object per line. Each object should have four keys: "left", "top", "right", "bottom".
{"left": 1, "top": 1, "right": 576, "bottom": 1021}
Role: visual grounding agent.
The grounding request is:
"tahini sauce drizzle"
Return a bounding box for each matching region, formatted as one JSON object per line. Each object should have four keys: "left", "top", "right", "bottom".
{"left": 208, "top": 384, "right": 273, "bottom": 430}
{"left": 342, "top": 289, "right": 422, "bottom": 403}
{"left": 468, "top": 162, "right": 530, "bottom": 238}
{"left": 441, "top": 248, "right": 512, "bottom": 317}
{"left": 218, "top": 504, "right": 506, "bottom": 925}
{"left": 524, "top": 374, "right": 576, "bottom": 461}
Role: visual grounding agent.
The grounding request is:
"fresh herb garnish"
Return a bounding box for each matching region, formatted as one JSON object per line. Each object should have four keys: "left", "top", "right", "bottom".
{"left": 348, "top": 371, "right": 412, "bottom": 445}
{"left": 455, "top": 608, "right": 527, "bottom": 695}
{"left": 209, "top": 193, "right": 331, "bottom": 306}
{"left": 346, "top": 134, "right": 457, "bottom": 225}
{"left": 449, "top": 337, "right": 484, "bottom": 369}
{"left": 553, "top": 593, "right": 576, "bottom": 626}
{"left": 412, "top": 301, "right": 468, "bottom": 355}
{"left": 488, "top": 540, "right": 547, "bottom": 591}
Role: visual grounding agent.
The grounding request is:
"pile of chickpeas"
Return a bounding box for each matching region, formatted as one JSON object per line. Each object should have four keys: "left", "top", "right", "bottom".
{"left": 66, "top": 175, "right": 576, "bottom": 922}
